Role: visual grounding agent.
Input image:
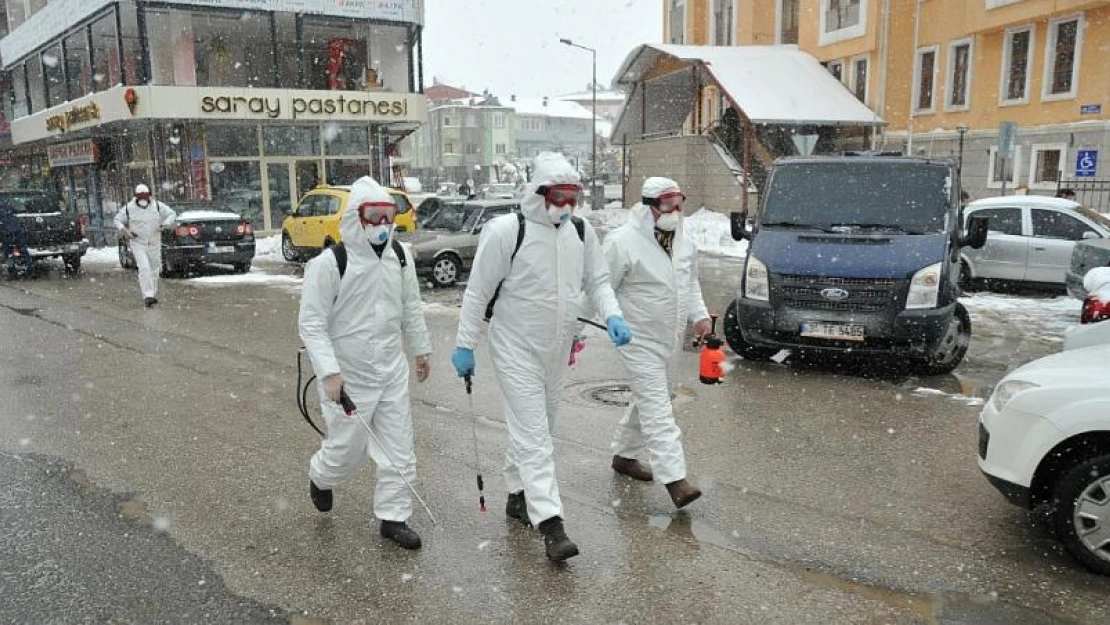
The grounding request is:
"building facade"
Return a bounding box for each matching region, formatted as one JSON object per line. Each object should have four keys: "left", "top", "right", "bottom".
{"left": 664, "top": 0, "right": 1110, "bottom": 206}
{"left": 1, "top": 0, "right": 426, "bottom": 235}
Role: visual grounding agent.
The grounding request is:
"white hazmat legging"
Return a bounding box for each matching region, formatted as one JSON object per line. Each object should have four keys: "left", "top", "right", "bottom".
{"left": 129, "top": 238, "right": 162, "bottom": 299}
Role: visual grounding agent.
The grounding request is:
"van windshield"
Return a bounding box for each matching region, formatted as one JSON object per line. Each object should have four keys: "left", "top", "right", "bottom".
{"left": 761, "top": 162, "right": 952, "bottom": 234}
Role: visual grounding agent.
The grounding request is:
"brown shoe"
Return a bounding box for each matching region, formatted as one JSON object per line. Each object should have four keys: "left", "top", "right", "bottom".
{"left": 665, "top": 479, "right": 702, "bottom": 508}
{"left": 611, "top": 455, "right": 653, "bottom": 482}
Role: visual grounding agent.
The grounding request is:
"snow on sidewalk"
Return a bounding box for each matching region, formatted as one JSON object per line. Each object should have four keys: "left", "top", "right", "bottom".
{"left": 581, "top": 207, "right": 748, "bottom": 258}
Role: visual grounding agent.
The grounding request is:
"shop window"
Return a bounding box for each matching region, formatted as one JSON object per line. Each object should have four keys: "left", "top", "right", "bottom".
{"left": 1001, "top": 26, "right": 1033, "bottom": 104}
{"left": 369, "top": 23, "right": 410, "bottom": 92}
{"left": 120, "top": 4, "right": 143, "bottom": 85}
{"left": 913, "top": 46, "right": 938, "bottom": 112}
{"left": 26, "top": 57, "right": 46, "bottom": 113}
{"left": 264, "top": 126, "right": 321, "bottom": 157}
{"left": 43, "top": 44, "right": 66, "bottom": 108}
{"left": 303, "top": 17, "right": 371, "bottom": 91}
{"left": 146, "top": 9, "right": 272, "bottom": 87}
{"left": 274, "top": 13, "right": 299, "bottom": 88}
{"left": 324, "top": 126, "right": 370, "bottom": 156}
{"left": 64, "top": 30, "right": 93, "bottom": 100}
{"left": 326, "top": 159, "right": 369, "bottom": 185}
{"left": 947, "top": 39, "right": 972, "bottom": 110}
{"left": 12, "top": 64, "right": 29, "bottom": 118}
{"left": 90, "top": 10, "right": 122, "bottom": 90}
{"left": 1044, "top": 16, "right": 1081, "bottom": 100}
{"left": 206, "top": 126, "right": 260, "bottom": 157}
{"left": 210, "top": 161, "right": 262, "bottom": 228}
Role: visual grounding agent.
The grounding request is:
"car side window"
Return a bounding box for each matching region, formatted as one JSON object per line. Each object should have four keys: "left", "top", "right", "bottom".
{"left": 393, "top": 193, "right": 413, "bottom": 214}
{"left": 325, "top": 195, "right": 342, "bottom": 215}
{"left": 295, "top": 196, "right": 317, "bottom": 217}
{"left": 478, "top": 207, "right": 510, "bottom": 226}
{"left": 1031, "top": 209, "right": 1092, "bottom": 241}
{"left": 976, "top": 208, "right": 1022, "bottom": 236}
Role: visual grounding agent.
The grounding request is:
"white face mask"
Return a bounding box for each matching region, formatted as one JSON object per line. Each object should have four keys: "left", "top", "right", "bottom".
{"left": 548, "top": 206, "right": 572, "bottom": 225}
{"left": 366, "top": 224, "right": 392, "bottom": 245}
{"left": 656, "top": 212, "right": 680, "bottom": 232}
{"left": 136, "top": 198, "right": 150, "bottom": 208}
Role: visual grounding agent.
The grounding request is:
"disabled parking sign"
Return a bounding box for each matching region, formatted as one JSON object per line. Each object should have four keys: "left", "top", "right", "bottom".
{"left": 1076, "top": 150, "right": 1098, "bottom": 178}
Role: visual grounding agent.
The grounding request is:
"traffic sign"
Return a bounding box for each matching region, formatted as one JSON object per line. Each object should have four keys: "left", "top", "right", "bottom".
{"left": 1077, "top": 150, "right": 1099, "bottom": 178}
{"left": 998, "top": 122, "right": 1018, "bottom": 159}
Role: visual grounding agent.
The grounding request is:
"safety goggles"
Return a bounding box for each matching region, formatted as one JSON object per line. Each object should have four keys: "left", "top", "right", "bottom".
{"left": 647, "top": 191, "right": 685, "bottom": 214}
{"left": 536, "top": 184, "right": 582, "bottom": 208}
{"left": 358, "top": 201, "right": 397, "bottom": 226}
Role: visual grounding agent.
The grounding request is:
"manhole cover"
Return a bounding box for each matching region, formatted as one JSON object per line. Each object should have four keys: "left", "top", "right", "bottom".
{"left": 586, "top": 384, "right": 632, "bottom": 407}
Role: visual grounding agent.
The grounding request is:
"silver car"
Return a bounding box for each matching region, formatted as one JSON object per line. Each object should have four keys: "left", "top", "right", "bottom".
{"left": 411, "top": 199, "right": 519, "bottom": 287}
{"left": 961, "top": 196, "right": 1110, "bottom": 289}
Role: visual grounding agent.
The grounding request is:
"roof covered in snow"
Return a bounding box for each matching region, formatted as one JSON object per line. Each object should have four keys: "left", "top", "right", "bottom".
{"left": 557, "top": 90, "right": 626, "bottom": 103}
{"left": 510, "top": 97, "right": 595, "bottom": 120}
{"left": 610, "top": 44, "right": 883, "bottom": 140}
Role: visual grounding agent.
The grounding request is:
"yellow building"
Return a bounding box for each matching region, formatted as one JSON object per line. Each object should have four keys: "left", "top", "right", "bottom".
{"left": 658, "top": 0, "right": 1109, "bottom": 205}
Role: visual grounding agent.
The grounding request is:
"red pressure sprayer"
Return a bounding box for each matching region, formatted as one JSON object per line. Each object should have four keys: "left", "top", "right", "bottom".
{"left": 699, "top": 313, "right": 726, "bottom": 385}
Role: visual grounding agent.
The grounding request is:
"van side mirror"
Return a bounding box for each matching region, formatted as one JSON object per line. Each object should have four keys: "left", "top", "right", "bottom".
{"left": 730, "top": 211, "right": 749, "bottom": 241}
{"left": 961, "top": 215, "right": 989, "bottom": 249}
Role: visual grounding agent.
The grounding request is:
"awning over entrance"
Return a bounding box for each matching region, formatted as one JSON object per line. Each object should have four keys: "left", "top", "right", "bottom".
{"left": 610, "top": 44, "right": 884, "bottom": 143}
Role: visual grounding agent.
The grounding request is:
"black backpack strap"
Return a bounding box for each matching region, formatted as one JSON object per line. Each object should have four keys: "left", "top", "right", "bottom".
{"left": 331, "top": 242, "right": 347, "bottom": 279}
{"left": 571, "top": 215, "right": 585, "bottom": 243}
{"left": 484, "top": 212, "right": 526, "bottom": 322}
{"left": 391, "top": 238, "right": 407, "bottom": 269}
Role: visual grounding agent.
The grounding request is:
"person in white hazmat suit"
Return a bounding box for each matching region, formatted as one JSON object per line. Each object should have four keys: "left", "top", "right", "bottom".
{"left": 299, "top": 176, "right": 433, "bottom": 550}
{"left": 451, "top": 152, "right": 632, "bottom": 561}
{"left": 114, "top": 184, "right": 175, "bottom": 307}
{"left": 603, "top": 177, "right": 711, "bottom": 508}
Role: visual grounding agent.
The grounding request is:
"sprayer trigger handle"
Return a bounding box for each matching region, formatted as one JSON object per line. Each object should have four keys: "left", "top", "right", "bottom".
{"left": 339, "top": 387, "right": 357, "bottom": 416}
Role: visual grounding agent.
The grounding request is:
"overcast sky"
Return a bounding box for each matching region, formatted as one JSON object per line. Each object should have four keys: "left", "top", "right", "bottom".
{"left": 422, "top": 0, "right": 663, "bottom": 98}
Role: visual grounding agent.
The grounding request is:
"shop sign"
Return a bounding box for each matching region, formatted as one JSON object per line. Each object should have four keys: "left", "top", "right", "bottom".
{"left": 45, "top": 102, "right": 102, "bottom": 134}
{"left": 48, "top": 139, "right": 98, "bottom": 167}
{"left": 198, "top": 92, "right": 412, "bottom": 121}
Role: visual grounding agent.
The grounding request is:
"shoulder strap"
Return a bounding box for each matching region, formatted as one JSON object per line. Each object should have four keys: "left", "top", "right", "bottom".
{"left": 331, "top": 243, "right": 347, "bottom": 279}
{"left": 484, "top": 212, "right": 526, "bottom": 322}
{"left": 571, "top": 215, "right": 585, "bottom": 243}
{"left": 391, "top": 238, "right": 407, "bottom": 269}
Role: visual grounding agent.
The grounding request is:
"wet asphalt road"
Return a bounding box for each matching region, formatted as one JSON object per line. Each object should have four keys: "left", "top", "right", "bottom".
{"left": 0, "top": 254, "right": 1106, "bottom": 625}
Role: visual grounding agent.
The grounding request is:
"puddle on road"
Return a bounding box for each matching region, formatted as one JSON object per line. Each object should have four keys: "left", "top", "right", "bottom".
{"left": 646, "top": 513, "right": 1079, "bottom": 625}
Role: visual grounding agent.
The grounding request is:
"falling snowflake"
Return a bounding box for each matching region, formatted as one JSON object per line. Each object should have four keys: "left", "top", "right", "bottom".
{"left": 322, "top": 123, "right": 341, "bottom": 143}
{"left": 274, "top": 497, "right": 289, "bottom": 512}
{"left": 19, "top": 438, "right": 31, "bottom": 446}
{"left": 477, "top": 540, "right": 490, "bottom": 551}
{"left": 611, "top": 499, "right": 621, "bottom": 508}
{"left": 401, "top": 573, "right": 413, "bottom": 582}
{"left": 42, "top": 54, "right": 59, "bottom": 68}
{"left": 452, "top": 586, "right": 463, "bottom": 594}
{"left": 152, "top": 516, "right": 171, "bottom": 532}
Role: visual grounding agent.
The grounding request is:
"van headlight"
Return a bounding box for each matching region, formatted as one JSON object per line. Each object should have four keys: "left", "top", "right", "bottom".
{"left": 990, "top": 380, "right": 1039, "bottom": 412}
{"left": 744, "top": 255, "right": 769, "bottom": 301}
{"left": 906, "top": 262, "right": 942, "bottom": 310}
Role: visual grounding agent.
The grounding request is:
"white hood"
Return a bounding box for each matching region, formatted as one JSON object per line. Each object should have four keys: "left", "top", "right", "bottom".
{"left": 521, "top": 152, "right": 581, "bottom": 226}
{"left": 339, "top": 176, "right": 394, "bottom": 256}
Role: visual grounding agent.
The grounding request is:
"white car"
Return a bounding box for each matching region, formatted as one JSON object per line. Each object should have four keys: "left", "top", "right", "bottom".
{"left": 1063, "top": 267, "right": 1110, "bottom": 351}
{"left": 979, "top": 344, "right": 1110, "bottom": 574}
{"left": 961, "top": 197, "right": 1110, "bottom": 289}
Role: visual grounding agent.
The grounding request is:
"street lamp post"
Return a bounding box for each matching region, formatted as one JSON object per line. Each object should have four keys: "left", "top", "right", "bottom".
{"left": 956, "top": 125, "right": 969, "bottom": 183}
{"left": 560, "top": 37, "right": 598, "bottom": 208}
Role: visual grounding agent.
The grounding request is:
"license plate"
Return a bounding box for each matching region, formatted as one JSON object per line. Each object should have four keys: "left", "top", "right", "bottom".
{"left": 209, "top": 244, "right": 235, "bottom": 254}
{"left": 800, "top": 322, "right": 865, "bottom": 342}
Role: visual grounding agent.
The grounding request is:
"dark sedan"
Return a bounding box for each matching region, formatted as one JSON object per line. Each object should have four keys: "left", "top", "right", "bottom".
{"left": 119, "top": 200, "right": 255, "bottom": 276}
{"left": 411, "top": 199, "right": 519, "bottom": 287}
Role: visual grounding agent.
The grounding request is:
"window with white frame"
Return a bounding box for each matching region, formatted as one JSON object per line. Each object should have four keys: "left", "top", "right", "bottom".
{"left": 1001, "top": 25, "right": 1034, "bottom": 104}
{"left": 1029, "top": 143, "right": 1067, "bottom": 187}
{"left": 712, "top": 0, "right": 734, "bottom": 46}
{"left": 947, "top": 39, "right": 973, "bottom": 110}
{"left": 778, "top": 0, "right": 800, "bottom": 44}
{"left": 914, "top": 46, "right": 939, "bottom": 113}
{"left": 1043, "top": 15, "right": 1082, "bottom": 100}
{"left": 444, "top": 142, "right": 455, "bottom": 154}
{"left": 494, "top": 114, "right": 505, "bottom": 129}
{"left": 851, "top": 55, "right": 869, "bottom": 103}
{"left": 669, "top": 0, "right": 686, "bottom": 45}
{"left": 825, "top": 59, "right": 845, "bottom": 83}
{"left": 820, "top": 0, "right": 866, "bottom": 46}
{"left": 495, "top": 143, "right": 506, "bottom": 155}
{"left": 988, "top": 145, "right": 1021, "bottom": 188}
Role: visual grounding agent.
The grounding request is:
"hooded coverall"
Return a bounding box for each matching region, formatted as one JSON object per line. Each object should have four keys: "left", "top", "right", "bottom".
{"left": 114, "top": 198, "right": 175, "bottom": 299}
{"left": 299, "top": 177, "right": 432, "bottom": 522}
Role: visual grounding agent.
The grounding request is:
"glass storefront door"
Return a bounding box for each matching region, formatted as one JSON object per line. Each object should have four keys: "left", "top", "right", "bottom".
{"left": 296, "top": 161, "right": 321, "bottom": 198}
{"left": 262, "top": 160, "right": 321, "bottom": 232}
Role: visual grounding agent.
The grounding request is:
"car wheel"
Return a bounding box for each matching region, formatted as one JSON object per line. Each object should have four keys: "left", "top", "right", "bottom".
{"left": 723, "top": 299, "right": 777, "bottom": 361}
{"left": 233, "top": 262, "right": 251, "bottom": 274}
{"left": 1052, "top": 454, "right": 1110, "bottom": 576}
{"left": 62, "top": 254, "right": 81, "bottom": 274}
{"left": 912, "top": 302, "right": 971, "bottom": 376}
{"left": 281, "top": 232, "right": 300, "bottom": 262}
{"left": 431, "top": 254, "right": 461, "bottom": 287}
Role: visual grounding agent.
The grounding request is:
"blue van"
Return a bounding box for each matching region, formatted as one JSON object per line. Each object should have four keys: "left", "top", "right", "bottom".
{"left": 724, "top": 156, "right": 988, "bottom": 375}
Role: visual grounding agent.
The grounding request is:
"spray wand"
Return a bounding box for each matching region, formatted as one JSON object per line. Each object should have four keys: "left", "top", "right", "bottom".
{"left": 464, "top": 374, "right": 487, "bottom": 513}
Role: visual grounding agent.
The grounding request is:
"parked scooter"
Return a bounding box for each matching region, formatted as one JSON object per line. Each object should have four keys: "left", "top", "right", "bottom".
{"left": 3, "top": 233, "right": 33, "bottom": 278}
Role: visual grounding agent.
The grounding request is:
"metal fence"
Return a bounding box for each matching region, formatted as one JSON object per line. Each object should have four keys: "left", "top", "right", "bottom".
{"left": 1058, "top": 179, "right": 1110, "bottom": 213}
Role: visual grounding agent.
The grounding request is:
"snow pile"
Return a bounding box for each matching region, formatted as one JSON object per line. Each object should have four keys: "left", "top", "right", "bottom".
{"left": 253, "top": 235, "right": 284, "bottom": 260}
{"left": 911, "top": 387, "right": 984, "bottom": 406}
{"left": 189, "top": 271, "right": 302, "bottom": 287}
{"left": 962, "top": 293, "right": 1080, "bottom": 342}
{"left": 83, "top": 246, "right": 120, "bottom": 265}
{"left": 685, "top": 209, "right": 748, "bottom": 258}
{"left": 581, "top": 207, "right": 630, "bottom": 232}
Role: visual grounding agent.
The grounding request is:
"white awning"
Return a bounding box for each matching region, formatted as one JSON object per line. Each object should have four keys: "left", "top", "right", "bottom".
{"left": 611, "top": 44, "right": 883, "bottom": 142}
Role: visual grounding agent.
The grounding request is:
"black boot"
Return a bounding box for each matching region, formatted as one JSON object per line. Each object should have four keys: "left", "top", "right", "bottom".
{"left": 380, "top": 520, "right": 422, "bottom": 550}
{"left": 144, "top": 297, "right": 156, "bottom": 308}
{"left": 506, "top": 491, "right": 531, "bottom": 527}
{"left": 309, "top": 480, "right": 332, "bottom": 512}
{"left": 538, "top": 517, "right": 579, "bottom": 562}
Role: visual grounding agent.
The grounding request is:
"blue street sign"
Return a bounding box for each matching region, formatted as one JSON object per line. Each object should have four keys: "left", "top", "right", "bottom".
{"left": 1081, "top": 104, "right": 1102, "bottom": 115}
{"left": 1076, "top": 150, "right": 1099, "bottom": 178}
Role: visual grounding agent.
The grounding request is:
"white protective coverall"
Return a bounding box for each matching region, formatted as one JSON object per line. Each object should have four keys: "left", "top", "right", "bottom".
{"left": 604, "top": 202, "right": 710, "bottom": 484}
{"left": 455, "top": 153, "right": 623, "bottom": 525}
{"left": 299, "top": 177, "right": 432, "bottom": 522}
{"left": 114, "top": 198, "right": 175, "bottom": 299}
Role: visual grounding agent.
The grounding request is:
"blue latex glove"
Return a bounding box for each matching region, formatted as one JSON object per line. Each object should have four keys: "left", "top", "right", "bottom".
{"left": 606, "top": 315, "right": 632, "bottom": 347}
{"left": 451, "top": 347, "right": 476, "bottom": 377}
